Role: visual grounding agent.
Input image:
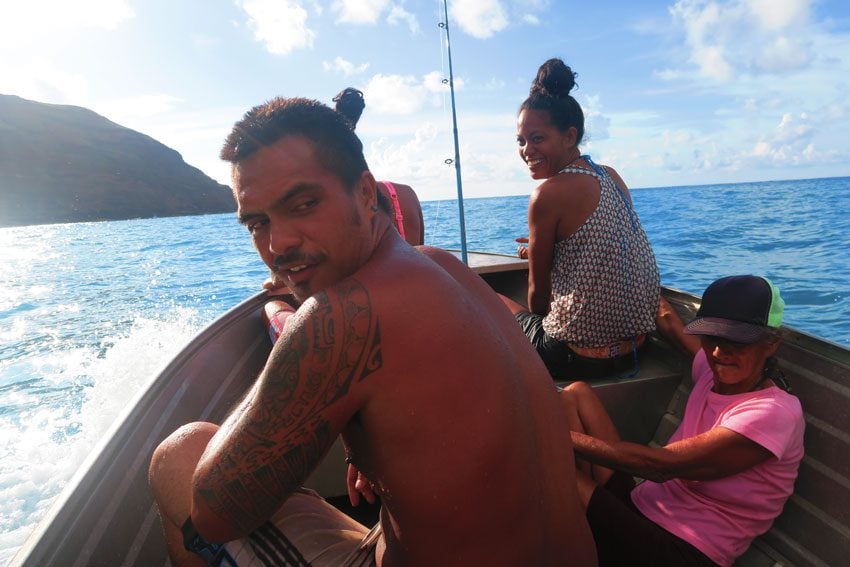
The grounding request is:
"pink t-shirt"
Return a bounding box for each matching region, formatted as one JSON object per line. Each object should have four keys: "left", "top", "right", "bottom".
{"left": 631, "top": 351, "right": 805, "bottom": 566}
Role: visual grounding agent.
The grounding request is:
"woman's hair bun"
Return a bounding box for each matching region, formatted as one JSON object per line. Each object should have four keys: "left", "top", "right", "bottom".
{"left": 530, "top": 58, "right": 577, "bottom": 98}
{"left": 332, "top": 87, "right": 366, "bottom": 128}
{"left": 333, "top": 87, "right": 364, "bottom": 105}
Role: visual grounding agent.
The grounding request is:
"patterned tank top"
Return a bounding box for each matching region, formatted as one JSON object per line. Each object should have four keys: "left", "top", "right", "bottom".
{"left": 542, "top": 161, "right": 660, "bottom": 347}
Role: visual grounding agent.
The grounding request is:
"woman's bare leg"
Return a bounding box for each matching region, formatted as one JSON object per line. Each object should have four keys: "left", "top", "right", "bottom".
{"left": 560, "top": 381, "right": 620, "bottom": 484}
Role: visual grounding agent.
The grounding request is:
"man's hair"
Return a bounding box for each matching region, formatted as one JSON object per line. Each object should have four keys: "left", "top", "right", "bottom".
{"left": 220, "top": 97, "right": 369, "bottom": 188}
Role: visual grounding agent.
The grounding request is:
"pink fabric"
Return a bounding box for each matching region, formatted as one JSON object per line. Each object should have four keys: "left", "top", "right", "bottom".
{"left": 268, "top": 309, "right": 290, "bottom": 343}
{"left": 381, "top": 181, "right": 406, "bottom": 240}
{"left": 631, "top": 351, "right": 804, "bottom": 566}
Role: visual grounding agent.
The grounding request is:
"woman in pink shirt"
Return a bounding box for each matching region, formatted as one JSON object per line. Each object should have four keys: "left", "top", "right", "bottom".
{"left": 563, "top": 275, "right": 805, "bottom": 566}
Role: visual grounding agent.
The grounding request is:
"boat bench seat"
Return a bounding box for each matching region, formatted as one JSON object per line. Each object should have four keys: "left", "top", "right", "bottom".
{"left": 554, "top": 335, "right": 689, "bottom": 444}
{"left": 648, "top": 303, "right": 850, "bottom": 567}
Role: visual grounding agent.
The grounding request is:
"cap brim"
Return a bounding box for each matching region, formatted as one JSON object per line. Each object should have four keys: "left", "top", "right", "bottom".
{"left": 683, "top": 317, "right": 770, "bottom": 344}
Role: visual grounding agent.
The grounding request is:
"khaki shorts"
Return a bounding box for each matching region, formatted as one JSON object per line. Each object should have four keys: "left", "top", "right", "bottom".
{"left": 221, "top": 488, "right": 380, "bottom": 566}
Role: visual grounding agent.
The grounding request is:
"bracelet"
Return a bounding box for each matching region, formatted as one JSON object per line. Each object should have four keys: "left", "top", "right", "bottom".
{"left": 181, "top": 517, "right": 237, "bottom": 565}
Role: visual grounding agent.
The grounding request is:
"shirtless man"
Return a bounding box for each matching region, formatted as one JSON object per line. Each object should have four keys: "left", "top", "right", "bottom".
{"left": 148, "top": 97, "right": 595, "bottom": 566}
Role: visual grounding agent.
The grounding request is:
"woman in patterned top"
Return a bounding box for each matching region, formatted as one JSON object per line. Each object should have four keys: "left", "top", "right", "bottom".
{"left": 500, "top": 58, "right": 660, "bottom": 380}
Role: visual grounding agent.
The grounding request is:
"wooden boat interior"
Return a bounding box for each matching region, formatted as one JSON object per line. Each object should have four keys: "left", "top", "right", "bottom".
{"left": 12, "top": 251, "right": 850, "bottom": 566}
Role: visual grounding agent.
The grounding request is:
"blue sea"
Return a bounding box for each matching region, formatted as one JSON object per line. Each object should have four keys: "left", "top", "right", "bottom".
{"left": 1, "top": 176, "right": 849, "bottom": 561}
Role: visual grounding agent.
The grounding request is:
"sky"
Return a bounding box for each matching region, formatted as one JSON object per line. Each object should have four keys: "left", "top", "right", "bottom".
{"left": 1, "top": 0, "right": 849, "bottom": 200}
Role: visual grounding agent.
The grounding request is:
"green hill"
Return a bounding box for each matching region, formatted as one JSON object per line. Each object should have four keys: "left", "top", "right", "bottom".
{"left": 0, "top": 94, "right": 235, "bottom": 227}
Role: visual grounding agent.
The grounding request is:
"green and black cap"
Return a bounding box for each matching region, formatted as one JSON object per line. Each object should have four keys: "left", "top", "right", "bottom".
{"left": 684, "top": 275, "right": 784, "bottom": 344}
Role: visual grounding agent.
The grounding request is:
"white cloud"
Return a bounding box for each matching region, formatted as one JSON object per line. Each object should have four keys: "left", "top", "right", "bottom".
{"left": 308, "top": 0, "right": 324, "bottom": 16}
{"left": 0, "top": 0, "right": 134, "bottom": 46}
{"left": 580, "top": 95, "right": 611, "bottom": 142}
{"left": 360, "top": 107, "right": 531, "bottom": 200}
{"left": 20, "top": 0, "right": 134, "bottom": 29}
{"left": 322, "top": 56, "right": 370, "bottom": 76}
{"left": 387, "top": 5, "right": 420, "bottom": 34}
{"left": 99, "top": 94, "right": 185, "bottom": 121}
{"left": 0, "top": 58, "right": 88, "bottom": 105}
{"left": 422, "top": 71, "right": 451, "bottom": 94}
{"left": 745, "top": 112, "right": 845, "bottom": 166}
{"left": 751, "top": 112, "right": 817, "bottom": 166}
{"left": 515, "top": 0, "right": 551, "bottom": 27}
{"left": 653, "top": 68, "right": 683, "bottom": 81}
{"left": 238, "top": 0, "right": 315, "bottom": 55}
{"left": 660, "top": 129, "right": 696, "bottom": 148}
{"left": 484, "top": 77, "right": 507, "bottom": 90}
{"left": 363, "top": 74, "right": 429, "bottom": 114}
{"left": 451, "top": 0, "right": 509, "bottom": 39}
{"left": 330, "top": 1, "right": 419, "bottom": 33}
{"left": 747, "top": 0, "right": 809, "bottom": 31}
{"left": 331, "top": 0, "right": 390, "bottom": 24}
{"left": 755, "top": 36, "right": 812, "bottom": 72}
{"left": 821, "top": 102, "right": 848, "bottom": 122}
{"left": 366, "top": 122, "right": 442, "bottom": 180}
{"left": 693, "top": 45, "right": 734, "bottom": 81}
{"left": 774, "top": 112, "right": 813, "bottom": 143}
{"left": 667, "top": 0, "right": 815, "bottom": 81}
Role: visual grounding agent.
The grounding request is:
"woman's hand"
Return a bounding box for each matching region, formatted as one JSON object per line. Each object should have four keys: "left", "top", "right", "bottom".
{"left": 656, "top": 297, "right": 700, "bottom": 356}
{"left": 515, "top": 237, "right": 529, "bottom": 259}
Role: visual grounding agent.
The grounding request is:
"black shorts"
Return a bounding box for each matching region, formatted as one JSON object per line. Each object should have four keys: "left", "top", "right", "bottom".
{"left": 587, "top": 473, "right": 717, "bottom": 566}
{"left": 514, "top": 312, "right": 636, "bottom": 380}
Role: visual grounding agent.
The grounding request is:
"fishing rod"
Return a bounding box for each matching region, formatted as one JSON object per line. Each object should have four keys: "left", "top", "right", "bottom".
{"left": 439, "top": 0, "right": 469, "bottom": 265}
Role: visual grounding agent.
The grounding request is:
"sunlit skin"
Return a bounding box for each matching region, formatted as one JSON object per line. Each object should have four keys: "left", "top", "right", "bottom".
{"left": 516, "top": 108, "right": 580, "bottom": 180}
{"left": 700, "top": 335, "right": 780, "bottom": 394}
{"left": 145, "top": 131, "right": 599, "bottom": 563}
{"left": 234, "top": 135, "right": 379, "bottom": 303}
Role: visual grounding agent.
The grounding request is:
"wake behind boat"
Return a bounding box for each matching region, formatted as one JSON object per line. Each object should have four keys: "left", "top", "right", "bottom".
{"left": 11, "top": 251, "right": 850, "bottom": 566}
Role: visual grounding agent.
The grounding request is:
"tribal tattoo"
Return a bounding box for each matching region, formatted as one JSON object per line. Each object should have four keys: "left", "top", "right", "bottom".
{"left": 197, "top": 279, "right": 382, "bottom": 533}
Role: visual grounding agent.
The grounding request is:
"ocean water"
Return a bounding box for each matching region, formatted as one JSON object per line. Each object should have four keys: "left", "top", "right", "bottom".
{"left": 1, "top": 176, "right": 849, "bottom": 561}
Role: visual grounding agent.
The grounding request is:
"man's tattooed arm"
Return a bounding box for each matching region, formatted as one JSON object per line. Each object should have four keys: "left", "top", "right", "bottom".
{"left": 191, "top": 279, "right": 383, "bottom": 540}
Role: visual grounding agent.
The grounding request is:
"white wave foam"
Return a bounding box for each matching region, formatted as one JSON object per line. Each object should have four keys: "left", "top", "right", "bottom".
{"left": 0, "top": 308, "right": 203, "bottom": 564}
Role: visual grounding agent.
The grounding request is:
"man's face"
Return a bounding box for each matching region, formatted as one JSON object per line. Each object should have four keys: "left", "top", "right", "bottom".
{"left": 234, "top": 135, "right": 375, "bottom": 302}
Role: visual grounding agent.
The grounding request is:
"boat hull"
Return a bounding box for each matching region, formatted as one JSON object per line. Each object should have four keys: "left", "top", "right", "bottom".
{"left": 12, "top": 252, "right": 850, "bottom": 566}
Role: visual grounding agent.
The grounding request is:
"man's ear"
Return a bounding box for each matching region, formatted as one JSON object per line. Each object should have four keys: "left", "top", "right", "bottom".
{"left": 355, "top": 170, "right": 378, "bottom": 211}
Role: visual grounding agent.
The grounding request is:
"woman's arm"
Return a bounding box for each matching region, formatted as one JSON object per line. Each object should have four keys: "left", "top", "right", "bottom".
{"left": 571, "top": 426, "right": 774, "bottom": 483}
{"left": 656, "top": 296, "right": 701, "bottom": 356}
{"left": 527, "top": 189, "right": 557, "bottom": 314}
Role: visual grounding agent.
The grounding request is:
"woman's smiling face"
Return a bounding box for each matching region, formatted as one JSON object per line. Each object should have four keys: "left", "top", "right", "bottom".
{"left": 516, "top": 109, "right": 577, "bottom": 180}
{"left": 700, "top": 335, "right": 780, "bottom": 394}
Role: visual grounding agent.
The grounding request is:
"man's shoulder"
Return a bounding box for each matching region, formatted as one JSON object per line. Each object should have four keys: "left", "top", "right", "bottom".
{"left": 302, "top": 277, "right": 374, "bottom": 313}
{"left": 415, "top": 245, "right": 458, "bottom": 265}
